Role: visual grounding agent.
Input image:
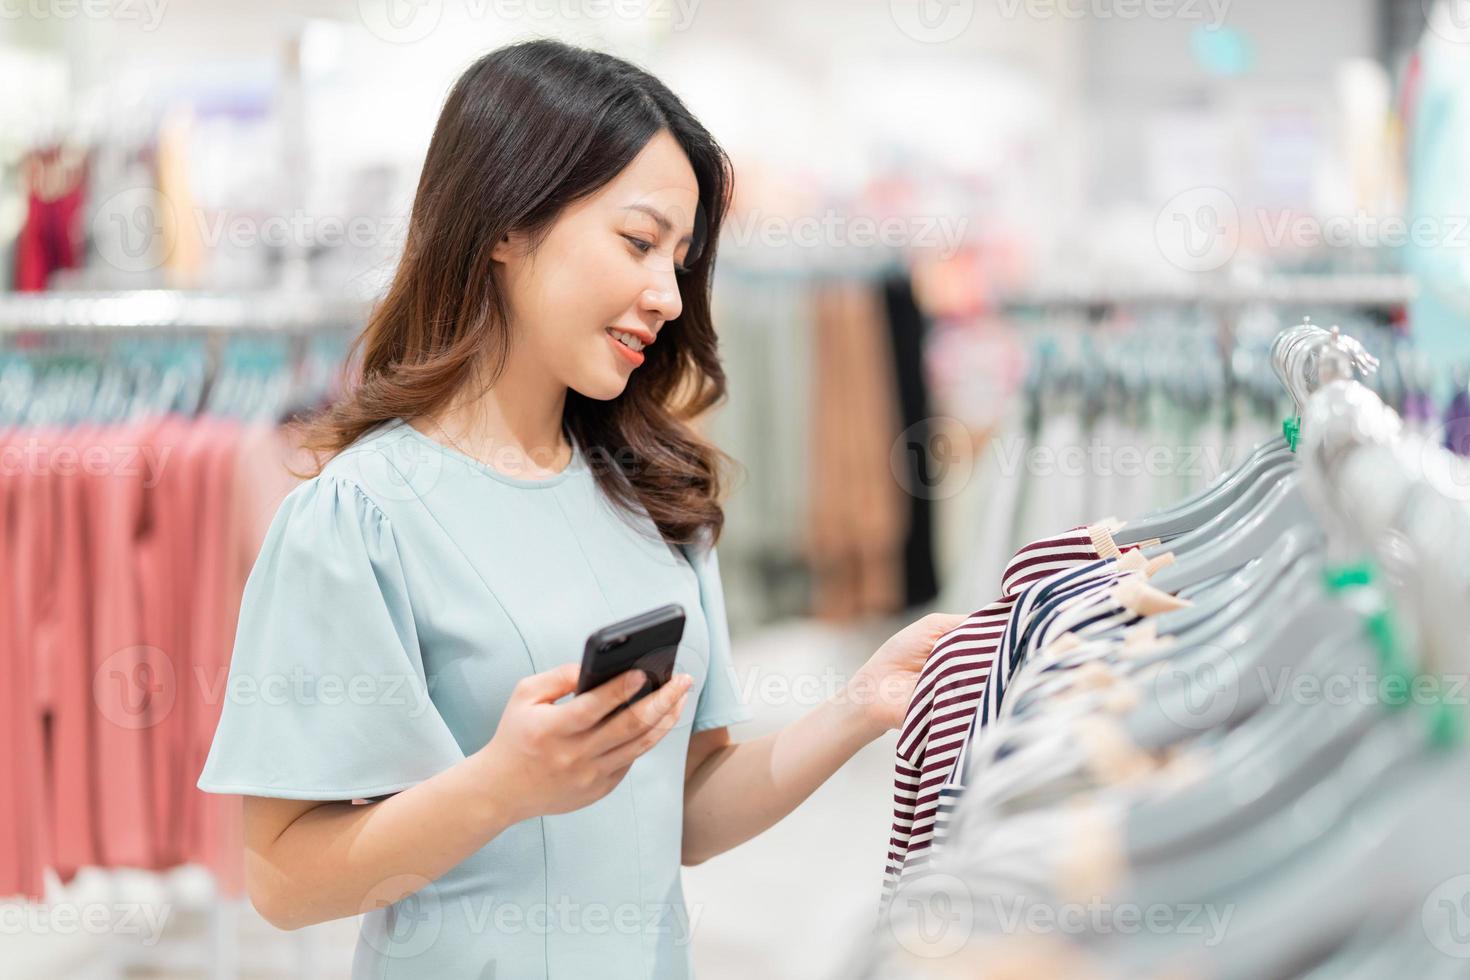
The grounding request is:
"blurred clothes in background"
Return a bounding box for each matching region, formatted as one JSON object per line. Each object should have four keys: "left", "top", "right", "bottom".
{"left": 807, "top": 278, "right": 907, "bottom": 621}
{"left": 0, "top": 338, "right": 327, "bottom": 901}
{"left": 15, "top": 146, "right": 87, "bottom": 292}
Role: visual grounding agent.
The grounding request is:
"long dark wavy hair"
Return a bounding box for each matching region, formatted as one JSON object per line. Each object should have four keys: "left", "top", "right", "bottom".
{"left": 299, "top": 39, "right": 735, "bottom": 548}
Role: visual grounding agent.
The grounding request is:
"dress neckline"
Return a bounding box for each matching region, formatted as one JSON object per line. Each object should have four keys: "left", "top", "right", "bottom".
{"left": 393, "top": 418, "right": 585, "bottom": 489}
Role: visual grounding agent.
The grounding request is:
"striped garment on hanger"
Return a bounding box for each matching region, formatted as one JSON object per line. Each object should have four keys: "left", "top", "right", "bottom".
{"left": 886, "top": 551, "right": 1181, "bottom": 904}
{"left": 881, "top": 522, "right": 1151, "bottom": 905}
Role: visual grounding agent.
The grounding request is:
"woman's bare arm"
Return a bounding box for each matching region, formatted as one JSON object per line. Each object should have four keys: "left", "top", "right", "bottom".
{"left": 679, "top": 613, "right": 965, "bottom": 865}
{"left": 680, "top": 692, "right": 884, "bottom": 865}
{"left": 243, "top": 750, "right": 515, "bottom": 931}
{"left": 243, "top": 663, "right": 689, "bottom": 930}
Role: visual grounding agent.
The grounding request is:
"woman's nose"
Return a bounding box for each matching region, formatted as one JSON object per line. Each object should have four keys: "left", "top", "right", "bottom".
{"left": 640, "top": 285, "right": 682, "bottom": 324}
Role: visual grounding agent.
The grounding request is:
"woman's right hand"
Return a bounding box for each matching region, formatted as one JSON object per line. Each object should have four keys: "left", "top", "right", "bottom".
{"left": 476, "top": 662, "right": 692, "bottom": 822}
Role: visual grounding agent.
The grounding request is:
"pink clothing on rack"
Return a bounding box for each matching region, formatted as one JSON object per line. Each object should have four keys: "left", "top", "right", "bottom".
{"left": 135, "top": 415, "right": 190, "bottom": 870}
{"left": 217, "top": 422, "right": 309, "bottom": 895}
{"left": 169, "top": 422, "right": 210, "bottom": 879}
{"left": 11, "top": 431, "right": 55, "bottom": 899}
{"left": 177, "top": 420, "right": 214, "bottom": 881}
{"left": 231, "top": 423, "right": 310, "bottom": 585}
{"left": 46, "top": 426, "right": 101, "bottom": 884}
{"left": 186, "top": 420, "right": 246, "bottom": 895}
{"left": 1, "top": 429, "right": 36, "bottom": 899}
{"left": 86, "top": 422, "right": 158, "bottom": 870}
{"left": 3, "top": 416, "right": 311, "bottom": 900}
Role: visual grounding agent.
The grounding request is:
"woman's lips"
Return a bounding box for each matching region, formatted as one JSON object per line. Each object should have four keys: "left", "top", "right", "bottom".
{"left": 606, "top": 328, "right": 646, "bottom": 367}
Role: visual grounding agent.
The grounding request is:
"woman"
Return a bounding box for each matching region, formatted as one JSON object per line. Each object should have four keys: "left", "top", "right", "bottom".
{"left": 197, "top": 38, "right": 963, "bottom": 979}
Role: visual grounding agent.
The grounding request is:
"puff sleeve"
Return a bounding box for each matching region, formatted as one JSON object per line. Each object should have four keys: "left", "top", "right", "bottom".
{"left": 196, "top": 475, "right": 465, "bottom": 800}
{"left": 682, "top": 539, "right": 755, "bottom": 733}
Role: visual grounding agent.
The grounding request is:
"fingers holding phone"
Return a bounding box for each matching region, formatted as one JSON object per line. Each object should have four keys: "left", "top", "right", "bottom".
{"left": 480, "top": 664, "right": 685, "bottom": 820}
{"left": 559, "top": 667, "right": 657, "bottom": 732}
{"left": 587, "top": 671, "right": 692, "bottom": 761}
{"left": 473, "top": 605, "right": 693, "bottom": 822}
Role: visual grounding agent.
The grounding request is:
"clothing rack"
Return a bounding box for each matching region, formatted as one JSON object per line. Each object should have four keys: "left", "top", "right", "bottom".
{"left": 861, "top": 320, "right": 1470, "bottom": 977}
{"left": 0, "top": 290, "right": 371, "bottom": 333}
{"left": 2, "top": 319, "right": 343, "bottom": 979}
{"left": 999, "top": 273, "right": 1416, "bottom": 311}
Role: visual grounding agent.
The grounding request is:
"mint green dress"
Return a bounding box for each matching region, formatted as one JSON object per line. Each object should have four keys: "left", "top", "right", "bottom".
{"left": 196, "top": 419, "right": 753, "bottom": 979}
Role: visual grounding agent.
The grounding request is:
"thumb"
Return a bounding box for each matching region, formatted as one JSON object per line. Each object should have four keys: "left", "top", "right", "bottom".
{"left": 925, "top": 612, "right": 969, "bottom": 634}
{"left": 516, "top": 662, "right": 582, "bottom": 704}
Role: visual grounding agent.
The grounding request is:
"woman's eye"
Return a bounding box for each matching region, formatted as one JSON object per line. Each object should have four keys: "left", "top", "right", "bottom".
{"left": 626, "top": 234, "right": 690, "bottom": 275}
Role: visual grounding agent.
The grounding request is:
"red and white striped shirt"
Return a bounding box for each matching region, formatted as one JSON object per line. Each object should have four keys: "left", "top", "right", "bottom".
{"left": 881, "top": 521, "right": 1146, "bottom": 905}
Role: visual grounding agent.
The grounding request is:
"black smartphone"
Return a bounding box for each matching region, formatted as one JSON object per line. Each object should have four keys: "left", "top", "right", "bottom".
{"left": 576, "top": 603, "right": 685, "bottom": 712}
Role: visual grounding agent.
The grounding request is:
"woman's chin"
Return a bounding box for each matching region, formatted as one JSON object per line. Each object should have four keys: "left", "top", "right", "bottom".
{"left": 571, "top": 372, "right": 631, "bottom": 402}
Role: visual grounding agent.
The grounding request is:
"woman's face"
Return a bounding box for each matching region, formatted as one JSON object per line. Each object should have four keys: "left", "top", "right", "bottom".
{"left": 492, "top": 129, "right": 700, "bottom": 401}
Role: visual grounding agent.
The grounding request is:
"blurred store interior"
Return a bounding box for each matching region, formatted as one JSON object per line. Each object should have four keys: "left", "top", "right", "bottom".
{"left": 5, "top": 0, "right": 1470, "bottom": 976}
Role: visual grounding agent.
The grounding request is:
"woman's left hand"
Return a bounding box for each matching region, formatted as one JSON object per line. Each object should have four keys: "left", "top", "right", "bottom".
{"left": 847, "top": 612, "right": 969, "bottom": 733}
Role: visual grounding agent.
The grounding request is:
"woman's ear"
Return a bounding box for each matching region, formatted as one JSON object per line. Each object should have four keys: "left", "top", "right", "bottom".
{"left": 490, "top": 229, "right": 526, "bottom": 264}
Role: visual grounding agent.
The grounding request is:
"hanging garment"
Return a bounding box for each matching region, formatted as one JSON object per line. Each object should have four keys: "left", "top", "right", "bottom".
{"left": 1443, "top": 387, "right": 1470, "bottom": 456}
{"left": 86, "top": 421, "right": 157, "bottom": 870}
{"left": 1, "top": 427, "right": 48, "bottom": 900}
{"left": 706, "top": 270, "right": 815, "bottom": 624}
{"left": 885, "top": 547, "right": 1183, "bottom": 903}
{"left": 15, "top": 146, "right": 88, "bottom": 292}
{"left": 0, "top": 331, "right": 348, "bottom": 899}
{"left": 806, "top": 280, "right": 907, "bottom": 621}
{"left": 937, "top": 409, "right": 1029, "bottom": 614}
{"left": 184, "top": 420, "right": 247, "bottom": 895}
{"left": 11, "top": 430, "right": 56, "bottom": 896}
{"left": 0, "top": 415, "right": 310, "bottom": 898}
{"left": 882, "top": 522, "right": 1147, "bottom": 903}
{"left": 1404, "top": 24, "right": 1470, "bottom": 373}
{"left": 881, "top": 272, "right": 939, "bottom": 608}
{"left": 134, "top": 415, "right": 203, "bottom": 872}
{"left": 42, "top": 429, "right": 100, "bottom": 885}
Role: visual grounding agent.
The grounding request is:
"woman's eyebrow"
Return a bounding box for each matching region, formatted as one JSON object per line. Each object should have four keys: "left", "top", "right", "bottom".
{"left": 621, "top": 203, "right": 694, "bottom": 246}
